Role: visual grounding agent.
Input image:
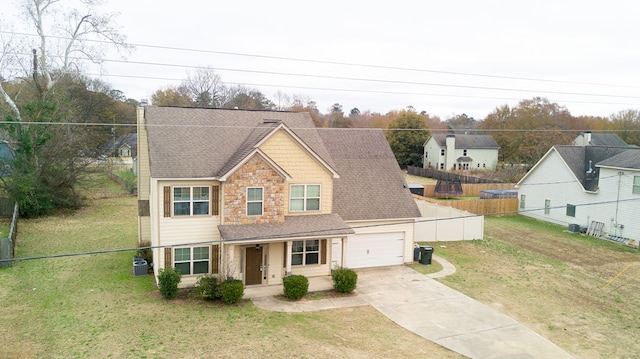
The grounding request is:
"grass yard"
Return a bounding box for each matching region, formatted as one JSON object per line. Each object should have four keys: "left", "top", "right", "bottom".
{"left": 422, "top": 216, "right": 640, "bottom": 359}
{"left": 0, "top": 174, "right": 462, "bottom": 359}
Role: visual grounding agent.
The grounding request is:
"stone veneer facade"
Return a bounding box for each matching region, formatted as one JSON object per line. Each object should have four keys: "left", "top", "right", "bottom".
{"left": 223, "top": 156, "right": 285, "bottom": 225}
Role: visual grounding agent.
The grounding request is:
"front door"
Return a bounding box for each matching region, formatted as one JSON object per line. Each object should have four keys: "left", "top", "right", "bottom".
{"left": 245, "top": 246, "right": 264, "bottom": 285}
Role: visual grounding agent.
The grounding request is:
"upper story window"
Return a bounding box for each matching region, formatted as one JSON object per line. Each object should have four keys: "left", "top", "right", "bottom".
{"left": 463, "top": 149, "right": 468, "bottom": 156}
{"left": 290, "top": 184, "right": 320, "bottom": 212}
{"left": 440, "top": 148, "right": 445, "bottom": 156}
{"left": 633, "top": 176, "right": 640, "bottom": 194}
{"left": 173, "top": 186, "right": 209, "bottom": 216}
{"left": 247, "top": 187, "right": 263, "bottom": 216}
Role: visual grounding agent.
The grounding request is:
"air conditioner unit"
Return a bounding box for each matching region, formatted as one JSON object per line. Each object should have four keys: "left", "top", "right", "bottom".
{"left": 568, "top": 224, "right": 580, "bottom": 233}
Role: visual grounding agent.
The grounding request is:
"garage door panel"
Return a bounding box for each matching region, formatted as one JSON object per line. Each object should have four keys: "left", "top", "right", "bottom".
{"left": 347, "top": 232, "right": 404, "bottom": 269}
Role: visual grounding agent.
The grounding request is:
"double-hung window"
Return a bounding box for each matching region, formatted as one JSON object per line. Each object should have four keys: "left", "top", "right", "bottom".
{"left": 174, "top": 187, "right": 209, "bottom": 216}
{"left": 634, "top": 176, "right": 640, "bottom": 194}
{"left": 566, "top": 204, "right": 576, "bottom": 217}
{"left": 290, "top": 185, "right": 321, "bottom": 212}
{"left": 291, "top": 240, "right": 319, "bottom": 266}
{"left": 174, "top": 247, "right": 209, "bottom": 275}
{"left": 520, "top": 194, "right": 526, "bottom": 209}
{"left": 247, "top": 187, "right": 263, "bottom": 216}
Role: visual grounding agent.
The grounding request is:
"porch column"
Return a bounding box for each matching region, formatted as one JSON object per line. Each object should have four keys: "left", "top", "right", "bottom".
{"left": 341, "top": 236, "right": 348, "bottom": 268}
{"left": 285, "top": 241, "right": 293, "bottom": 276}
{"left": 226, "top": 244, "right": 235, "bottom": 279}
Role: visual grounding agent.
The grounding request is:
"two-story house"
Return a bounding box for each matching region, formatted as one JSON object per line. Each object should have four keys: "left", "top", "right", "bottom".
{"left": 137, "top": 106, "right": 421, "bottom": 287}
{"left": 423, "top": 134, "right": 499, "bottom": 171}
{"left": 516, "top": 145, "right": 640, "bottom": 246}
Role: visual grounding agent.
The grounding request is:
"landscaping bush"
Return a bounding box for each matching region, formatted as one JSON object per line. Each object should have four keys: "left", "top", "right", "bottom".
{"left": 283, "top": 274, "right": 308, "bottom": 300}
{"left": 158, "top": 267, "right": 182, "bottom": 299}
{"left": 220, "top": 279, "right": 244, "bottom": 304}
{"left": 196, "top": 275, "right": 221, "bottom": 300}
{"left": 332, "top": 267, "right": 358, "bottom": 293}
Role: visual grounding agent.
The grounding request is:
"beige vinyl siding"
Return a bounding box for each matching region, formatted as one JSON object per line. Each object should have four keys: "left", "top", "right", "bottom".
{"left": 259, "top": 130, "right": 334, "bottom": 215}
{"left": 137, "top": 107, "right": 152, "bottom": 247}
{"left": 156, "top": 180, "right": 222, "bottom": 287}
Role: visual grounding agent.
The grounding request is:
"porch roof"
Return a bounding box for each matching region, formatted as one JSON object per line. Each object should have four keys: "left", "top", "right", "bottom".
{"left": 218, "top": 213, "right": 354, "bottom": 242}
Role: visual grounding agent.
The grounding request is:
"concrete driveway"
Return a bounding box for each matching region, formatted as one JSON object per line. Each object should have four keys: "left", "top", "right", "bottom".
{"left": 250, "top": 264, "right": 574, "bottom": 359}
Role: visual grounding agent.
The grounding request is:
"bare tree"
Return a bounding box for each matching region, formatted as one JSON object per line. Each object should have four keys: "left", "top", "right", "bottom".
{"left": 0, "top": 0, "right": 130, "bottom": 120}
{"left": 182, "top": 67, "right": 225, "bottom": 108}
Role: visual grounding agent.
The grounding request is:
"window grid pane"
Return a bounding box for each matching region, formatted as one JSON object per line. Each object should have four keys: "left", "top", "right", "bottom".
{"left": 174, "top": 248, "right": 190, "bottom": 261}
{"left": 193, "top": 247, "right": 209, "bottom": 260}
{"left": 193, "top": 187, "right": 209, "bottom": 200}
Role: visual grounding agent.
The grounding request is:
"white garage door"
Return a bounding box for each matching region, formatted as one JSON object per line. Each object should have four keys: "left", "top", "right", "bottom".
{"left": 346, "top": 232, "right": 404, "bottom": 268}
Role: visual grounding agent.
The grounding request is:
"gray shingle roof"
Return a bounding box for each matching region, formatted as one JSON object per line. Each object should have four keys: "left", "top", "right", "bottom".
{"left": 319, "top": 128, "right": 422, "bottom": 221}
{"left": 144, "top": 106, "right": 421, "bottom": 222}
{"left": 429, "top": 134, "right": 499, "bottom": 149}
{"left": 218, "top": 213, "right": 354, "bottom": 241}
{"left": 597, "top": 148, "right": 640, "bottom": 170}
{"left": 576, "top": 133, "right": 629, "bottom": 146}
{"left": 144, "top": 107, "right": 334, "bottom": 178}
{"left": 554, "top": 146, "right": 636, "bottom": 191}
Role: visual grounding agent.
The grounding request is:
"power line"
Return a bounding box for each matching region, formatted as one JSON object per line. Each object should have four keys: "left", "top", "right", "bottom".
{"left": 4, "top": 31, "right": 640, "bottom": 90}
{"left": 8, "top": 51, "right": 640, "bottom": 102}
{"left": 2, "top": 196, "right": 639, "bottom": 264}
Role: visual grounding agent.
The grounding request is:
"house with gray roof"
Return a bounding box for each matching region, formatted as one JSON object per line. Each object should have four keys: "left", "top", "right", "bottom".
{"left": 516, "top": 145, "right": 640, "bottom": 247}
{"left": 423, "top": 134, "right": 499, "bottom": 171}
{"left": 573, "top": 131, "right": 629, "bottom": 147}
{"left": 137, "top": 106, "right": 421, "bottom": 288}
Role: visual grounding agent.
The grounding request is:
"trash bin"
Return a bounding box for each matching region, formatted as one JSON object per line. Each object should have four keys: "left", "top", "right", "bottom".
{"left": 413, "top": 246, "right": 421, "bottom": 261}
{"left": 419, "top": 246, "right": 434, "bottom": 265}
{"left": 133, "top": 257, "right": 148, "bottom": 276}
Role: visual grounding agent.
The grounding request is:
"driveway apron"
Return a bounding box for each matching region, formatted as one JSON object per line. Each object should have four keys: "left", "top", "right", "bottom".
{"left": 356, "top": 266, "right": 574, "bottom": 359}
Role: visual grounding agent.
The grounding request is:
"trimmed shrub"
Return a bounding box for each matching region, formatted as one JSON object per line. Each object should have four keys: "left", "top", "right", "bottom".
{"left": 196, "top": 275, "right": 221, "bottom": 301}
{"left": 158, "top": 267, "right": 182, "bottom": 299}
{"left": 220, "top": 279, "right": 244, "bottom": 304}
{"left": 283, "top": 275, "right": 309, "bottom": 300}
{"left": 332, "top": 267, "right": 358, "bottom": 293}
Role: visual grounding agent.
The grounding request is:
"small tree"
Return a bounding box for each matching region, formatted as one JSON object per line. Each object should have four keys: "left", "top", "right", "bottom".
{"left": 158, "top": 267, "right": 182, "bottom": 299}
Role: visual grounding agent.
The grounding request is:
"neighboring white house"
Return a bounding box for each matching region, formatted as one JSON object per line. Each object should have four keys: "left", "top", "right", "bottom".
{"left": 423, "top": 134, "right": 499, "bottom": 171}
{"left": 516, "top": 145, "right": 640, "bottom": 246}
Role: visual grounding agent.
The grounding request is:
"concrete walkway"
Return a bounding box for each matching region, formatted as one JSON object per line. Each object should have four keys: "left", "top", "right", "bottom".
{"left": 248, "top": 257, "right": 574, "bottom": 359}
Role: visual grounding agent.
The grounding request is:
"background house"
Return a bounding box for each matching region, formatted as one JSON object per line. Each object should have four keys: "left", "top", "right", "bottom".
{"left": 573, "top": 131, "right": 629, "bottom": 147}
{"left": 137, "top": 106, "right": 421, "bottom": 287}
{"left": 516, "top": 145, "right": 640, "bottom": 247}
{"left": 423, "top": 134, "right": 499, "bottom": 171}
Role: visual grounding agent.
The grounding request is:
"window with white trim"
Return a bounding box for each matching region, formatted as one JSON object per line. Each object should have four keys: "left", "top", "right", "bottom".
{"left": 633, "top": 176, "right": 640, "bottom": 194}
{"left": 463, "top": 149, "right": 468, "bottom": 156}
{"left": 291, "top": 240, "right": 319, "bottom": 265}
{"left": 174, "top": 246, "right": 209, "bottom": 275}
{"left": 290, "top": 184, "right": 321, "bottom": 212}
{"left": 520, "top": 194, "right": 526, "bottom": 209}
{"left": 173, "top": 186, "right": 209, "bottom": 216}
{"left": 440, "top": 148, "right": 445, "bottom": 156}
{"left": 247, "top": 187, "right": 263, "bottom": 216}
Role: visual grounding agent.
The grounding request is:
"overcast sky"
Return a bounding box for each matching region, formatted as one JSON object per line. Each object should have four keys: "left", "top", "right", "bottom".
{"left": 4, "top": 0, "right": 640, "bottom": 120}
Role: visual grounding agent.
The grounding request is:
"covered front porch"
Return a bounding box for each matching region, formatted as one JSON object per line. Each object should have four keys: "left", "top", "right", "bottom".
{"left": 218, "top": 213, "right": 355, "bottom": 287}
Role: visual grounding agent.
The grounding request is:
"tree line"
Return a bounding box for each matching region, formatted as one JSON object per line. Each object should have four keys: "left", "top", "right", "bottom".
{"left": 2, "top": 1, "right": 640, "bottom": 216}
